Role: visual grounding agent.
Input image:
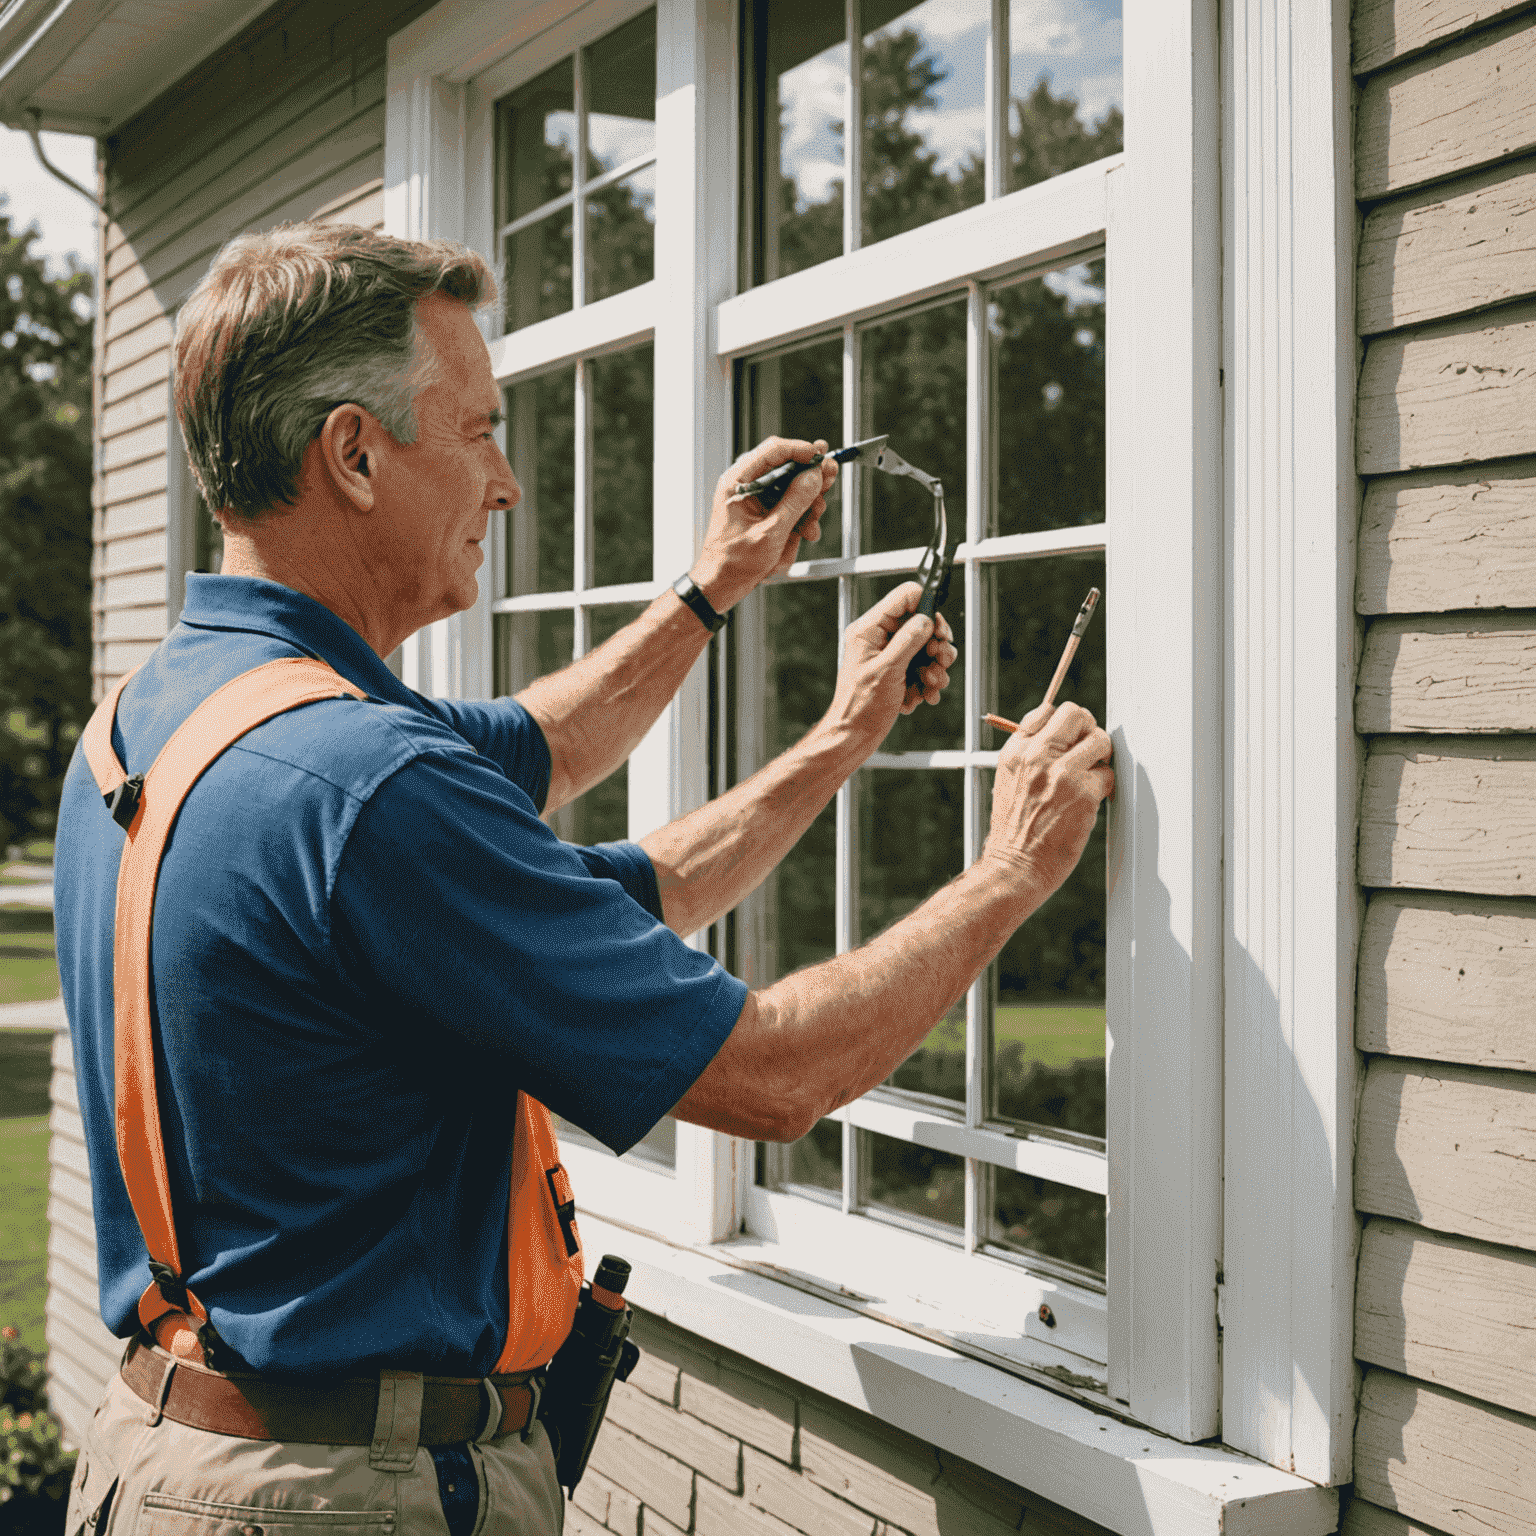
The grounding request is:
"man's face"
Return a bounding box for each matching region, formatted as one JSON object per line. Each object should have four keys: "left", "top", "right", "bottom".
{"left": 366, "top": 292, "right": 519, "bottom": 628}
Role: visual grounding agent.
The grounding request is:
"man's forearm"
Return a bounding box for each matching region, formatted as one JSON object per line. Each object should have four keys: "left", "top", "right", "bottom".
{"left": 516, "top": 591, "right": 711, "bottom": 814}
{"left": 641, "top": 723, "right": 866, "bottom": 937}
{"left": 670, "top": 858, "right": 1048, "bottom": 1141}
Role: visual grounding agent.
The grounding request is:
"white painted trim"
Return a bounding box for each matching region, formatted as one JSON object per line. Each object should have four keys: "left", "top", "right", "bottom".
{"left": 830, "top": 1095, "right": 1107, "bottom": 1195}
{"left": 1221, "top": 0, "right": 1359, "bottom": 1486}
{"left": 491, "top": 579, "right": 663, "bottom": 613}
{"left": 577, "top": 1212, "right": 1338, "bottom": 1536}
{"left": 1103, "top": 0, "right": 1224, "bottom": 1440}
{"left": 716, "top": 158, "right": 1118, "bottom": 358}
{"left": 771, "top": 523, "right": 1108, "bottom": 583}
{"left": 486, "top": 284, "right": 657, "bottom": 385}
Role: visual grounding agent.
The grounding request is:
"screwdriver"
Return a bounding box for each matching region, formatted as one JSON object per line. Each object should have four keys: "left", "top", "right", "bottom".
{"left": 728, "top": 435, "right": 890, "bottom": 509}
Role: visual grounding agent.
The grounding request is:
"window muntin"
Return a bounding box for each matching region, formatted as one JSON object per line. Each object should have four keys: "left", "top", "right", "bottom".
{"left": 744, "top": 0, "right": 1123, "bottom": 286}
{"left": 497, "top": 8, "right": 657, "bottom": 332}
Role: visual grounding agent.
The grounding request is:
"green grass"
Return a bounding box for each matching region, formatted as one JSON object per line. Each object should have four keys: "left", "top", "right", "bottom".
{"left": 1, "top": 1031, "right": 55, "bottom": 1354}
{"left": 914, "top": 1004, "right": 1105, "bottom": 1071}
{"left": 995, "top": 1004, "right": 1105, "bottom": 1069}
{"left": 0, "top": 910, "right": 59, "bottom": 1006}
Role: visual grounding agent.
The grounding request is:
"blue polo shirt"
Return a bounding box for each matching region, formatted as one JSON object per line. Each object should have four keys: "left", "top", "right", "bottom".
{"left": 53, "top": 574, "right": 746, "bottom": 1378}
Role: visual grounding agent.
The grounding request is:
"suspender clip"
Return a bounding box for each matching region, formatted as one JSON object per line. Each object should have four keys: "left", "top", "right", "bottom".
{"left": 147, "top": 1259, "right": 190, "bottom": 1311}
{"left": 106, "top": 773, "right": 145, "bottom": 830}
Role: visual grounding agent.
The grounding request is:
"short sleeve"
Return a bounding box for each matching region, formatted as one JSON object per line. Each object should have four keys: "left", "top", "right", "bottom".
{"left": 575, "top": 842, "right": 663, "bottom": 922}
{"left": 422, "top": 695, "right": 553, "bottom": 812}
{"left": 331, "top": 750, "right": 745, "bottom": 1154}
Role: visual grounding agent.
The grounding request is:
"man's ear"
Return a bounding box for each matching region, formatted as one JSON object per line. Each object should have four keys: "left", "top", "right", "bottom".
{"left": 316, "top": 404, "right": 380, "bottom": 512}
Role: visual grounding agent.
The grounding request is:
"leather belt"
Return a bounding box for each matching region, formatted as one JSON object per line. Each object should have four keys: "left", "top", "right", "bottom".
{"left": 120, "top": 1336, "right": 539, "bottom": 1448}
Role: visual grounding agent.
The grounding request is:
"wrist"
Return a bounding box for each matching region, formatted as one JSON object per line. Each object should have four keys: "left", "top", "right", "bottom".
{"left": 687, "top": 556, "right": 741, "bottom": 614}
{"left": 969, "top": 848, "right": 1050, "bottom": 922}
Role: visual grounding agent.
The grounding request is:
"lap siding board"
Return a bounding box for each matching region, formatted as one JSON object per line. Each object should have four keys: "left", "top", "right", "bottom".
{"left": 1351, "top": 13, "right": 1536, "bottom": 1532}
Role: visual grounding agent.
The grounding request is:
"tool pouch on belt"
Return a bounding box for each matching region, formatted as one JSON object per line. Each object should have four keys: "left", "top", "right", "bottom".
{"left": 538, "top": 1254, "right": 641, "bottom": 1498}
{"left": 81, "top": 657, "right": 585, "bottom": 1380}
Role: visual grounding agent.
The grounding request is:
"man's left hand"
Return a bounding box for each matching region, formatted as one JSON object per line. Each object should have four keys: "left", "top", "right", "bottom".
{"left": 821, "top": 582, "right": 958, "bottom": 752}
{"left": 687, "top": 437, "right": 839, "bottom": 613}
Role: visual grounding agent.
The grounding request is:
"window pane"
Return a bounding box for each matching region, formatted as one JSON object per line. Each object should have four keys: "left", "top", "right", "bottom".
{"left": 860, "top": 298, "right": 966, "bottom": 555}
{"left": 506, "top": 369, "right": 576, "bottom": 596}
{"left": 861, "top": 0, "right": 987, "bottom": 248}
{"left": 560, "top": 601, "right": 649, "bottom": 847}
{"left": 863, "top": 1129, "right": 962, "bottom": 1239}
{"left": 585, "top": 8, "right": 656, "bottom": 173}
{"left": 758, "top": 1116, "right": 842, "bottom": 1200}
{"left": 494, "top": 609, "right": 572, "bottom": 698}
{"left": 504, "top": 212, "right": 574, "bottom": 329}
{"left": 754, "top": 0, "right": 847, "bottom": 281}
{"left": 764, "top": 578, "right": 839, "bottom": 977}
{"left": 984, "top": 553, "right": 1105, "bottom": 1140}
{"left": 587, "top": 164, "right": 656, "bottom": 303}
{"left": 746, "top": 336, "right": 844, "bottom": 535}
{"left": 500, "top": 58, "right": 575, "bottom": 222}
{"left": 591, "top": 344, "right": 654, "bottom": 588}
{"left": 859, "top": 769, "right": 964, "bottom": 1106}
{"left": 989, "top": 263, "right": 1106, "bottom": 539}
{"left": 853, "top": 575, "right": 964, "bottom": 752}
{"left": 989, "top": 1168, "right": 1105, "bottom": 1274}
{"left": 1008, "top": 0, "right": 1122, "bottom": 194}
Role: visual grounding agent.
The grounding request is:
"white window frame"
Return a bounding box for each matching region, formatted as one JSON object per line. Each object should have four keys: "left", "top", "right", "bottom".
{"left": 385, "top": 0, "right": 1357, "bottom": 1495}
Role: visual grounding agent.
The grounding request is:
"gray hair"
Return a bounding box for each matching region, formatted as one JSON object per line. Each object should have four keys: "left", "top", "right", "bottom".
{"left": 174, "top": 223, "right": 495, "bottom": 519}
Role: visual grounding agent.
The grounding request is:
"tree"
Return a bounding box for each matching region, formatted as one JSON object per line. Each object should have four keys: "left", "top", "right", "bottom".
{"left": 0, "top": 206, "right": 94, "bottom": 852}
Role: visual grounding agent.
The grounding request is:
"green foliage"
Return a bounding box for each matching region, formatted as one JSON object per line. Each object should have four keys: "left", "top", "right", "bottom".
{"left": 0, "top": 204, "right": 94, "bottom": 852}
{"left": 0, "top": 1327, "right": 78, "bottom": 1533}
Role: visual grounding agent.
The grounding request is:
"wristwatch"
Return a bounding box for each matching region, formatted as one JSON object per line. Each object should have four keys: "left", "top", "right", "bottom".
{"left": 672, "top": 572, "right": 729, "bottom": 634}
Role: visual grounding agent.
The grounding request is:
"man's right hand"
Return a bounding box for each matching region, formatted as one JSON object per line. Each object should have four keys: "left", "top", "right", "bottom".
{"left": 688, "top": 438, "right": 839, "bottom": 613}
{"left": 981, "top": 702, "right": 1114, "bottom": 899}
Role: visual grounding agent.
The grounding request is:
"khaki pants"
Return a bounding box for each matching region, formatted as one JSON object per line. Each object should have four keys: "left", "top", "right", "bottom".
{"left": 66, "top": 1354, "right": 564, "bottom": 1536}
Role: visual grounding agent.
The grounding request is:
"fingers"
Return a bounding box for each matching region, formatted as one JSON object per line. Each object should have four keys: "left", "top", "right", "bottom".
{"left": 726, "top": 435, "right": 825, "bottom": 489}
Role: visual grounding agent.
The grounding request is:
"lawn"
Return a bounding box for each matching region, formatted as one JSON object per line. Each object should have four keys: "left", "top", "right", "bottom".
{"left": 0, "top": 1031, "right": 55, "bottom": 1354}
{"left": 915, "top": 1003, "right": 1106, "bottom": 1071}
{"left": 0, "top": 909, "right": 59, "bottom": 1006}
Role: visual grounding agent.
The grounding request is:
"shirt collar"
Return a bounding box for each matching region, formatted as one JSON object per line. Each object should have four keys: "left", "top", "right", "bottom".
{"left": 179, "top": 574, "right": 418, "bottom": 706}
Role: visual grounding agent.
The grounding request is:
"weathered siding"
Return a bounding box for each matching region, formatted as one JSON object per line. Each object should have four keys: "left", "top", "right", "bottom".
{"left": 44, "top": 1029, "right": 124, "bottom": 1447}
{"left": 51, "top": 0, "right": 427, "bottom": 1438}
{"left": 573, "top": 1310, "right": 1112, "bottom": 1536}
{"left": 89, "top": 0, "right": 418, "bottom": 697}
{"left": 1351, "top": 4, "right": 1536, "bottom": 1532}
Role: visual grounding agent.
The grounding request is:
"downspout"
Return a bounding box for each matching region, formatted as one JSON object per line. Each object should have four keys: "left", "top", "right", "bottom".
{"left": 24, "top": 106, "right": 103, "bottom": 209}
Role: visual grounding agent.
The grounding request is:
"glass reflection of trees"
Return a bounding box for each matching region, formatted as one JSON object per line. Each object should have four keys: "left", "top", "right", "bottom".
{"left": 751, "top": 0, "right": 1123, "bottom": 284}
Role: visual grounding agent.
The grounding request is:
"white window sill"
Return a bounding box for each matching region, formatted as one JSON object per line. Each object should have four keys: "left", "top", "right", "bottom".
{"left": 578, "top": 1212, "right": 1338, "bottom": 1536}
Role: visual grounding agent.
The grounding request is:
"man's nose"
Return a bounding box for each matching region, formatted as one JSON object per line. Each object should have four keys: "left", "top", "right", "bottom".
{"left": 491, "top": 453, "right": 521, "bottom": 509}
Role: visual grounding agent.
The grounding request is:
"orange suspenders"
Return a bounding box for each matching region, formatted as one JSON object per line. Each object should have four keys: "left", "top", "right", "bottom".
{"left": 80, "top": 657, "right": 583, "bottom": 1372}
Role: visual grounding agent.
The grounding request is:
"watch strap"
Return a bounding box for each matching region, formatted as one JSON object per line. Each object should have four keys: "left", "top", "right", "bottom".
{"left": 672, "top": 573, "right": 729, "bottom": 634}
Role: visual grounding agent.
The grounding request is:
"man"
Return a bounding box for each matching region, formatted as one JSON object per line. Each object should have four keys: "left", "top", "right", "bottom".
{"left": 56, "top": 224, "right": 1112, "bottom": 1533}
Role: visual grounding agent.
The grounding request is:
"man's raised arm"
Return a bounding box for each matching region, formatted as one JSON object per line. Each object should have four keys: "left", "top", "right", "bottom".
{"left": 517, "top": 438, "right": 840, "bottom": 815}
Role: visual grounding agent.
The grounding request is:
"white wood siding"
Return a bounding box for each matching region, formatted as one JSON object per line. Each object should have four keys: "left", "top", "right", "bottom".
{"left": 1355, "top": 461, "right": 1536, "bottom": 614}
{"left": 1357, "top": 893, "right": 1536, "bottom": 1071}
{"left": 1355, "top": 11, "right": 1536, "bottom": 199}
{"left": 1354, "top": 1219, "right": 1536, "bottom": 1417}
{"left": 1353, "top": 1369, "right": 1536, "bottom": 1536}
{"left": 1351, "top": 5, "right": 1536, "bottom": 1529}
{"left": 1355, "top": 615, "right": 1536, "bottom": 733}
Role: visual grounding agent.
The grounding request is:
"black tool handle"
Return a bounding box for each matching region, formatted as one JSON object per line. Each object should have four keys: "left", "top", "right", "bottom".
{"left": 739, "top": 455, "right": 824, "bottom": 509}
{"left": 904, "top": 564, "right": 952, "bottom": 691}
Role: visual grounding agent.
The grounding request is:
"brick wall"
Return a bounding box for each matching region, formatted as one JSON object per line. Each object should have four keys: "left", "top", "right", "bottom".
{"left": 576, "top": 1311, "right": 1113, "bottom": 1536}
